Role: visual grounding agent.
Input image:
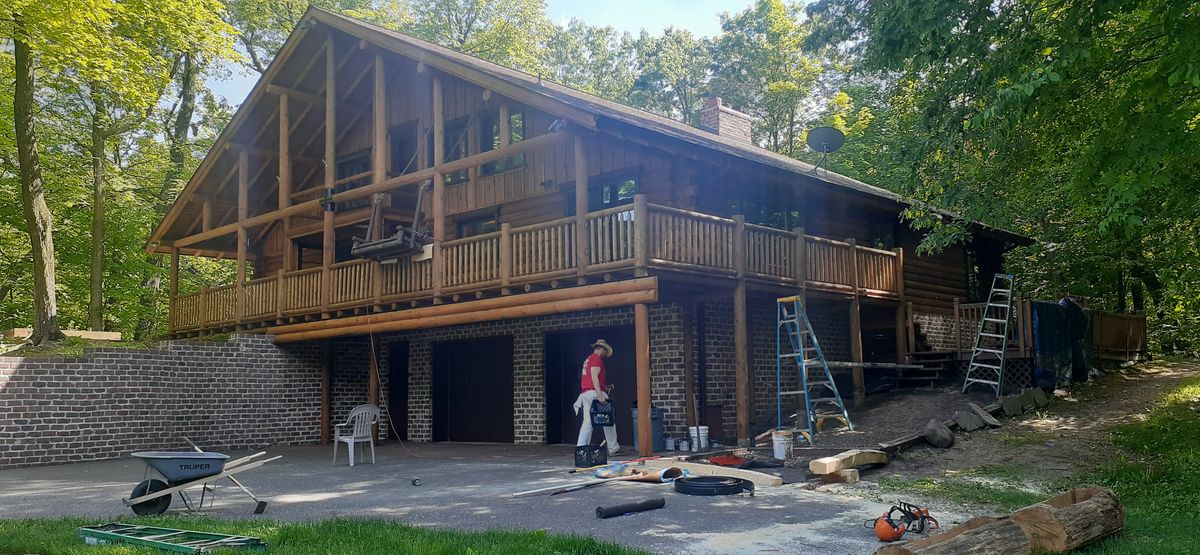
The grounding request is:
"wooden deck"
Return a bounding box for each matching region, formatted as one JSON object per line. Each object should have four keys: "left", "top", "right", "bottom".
{"left": 170, "top": 198, "right": 903, "bottom": 334}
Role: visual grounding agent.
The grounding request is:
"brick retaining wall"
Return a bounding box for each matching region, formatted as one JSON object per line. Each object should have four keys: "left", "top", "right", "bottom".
{"left": 0, "top": 335, "right": 322, "bottom": 470}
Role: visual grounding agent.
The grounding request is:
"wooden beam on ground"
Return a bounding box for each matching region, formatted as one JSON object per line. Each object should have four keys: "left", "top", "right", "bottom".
{"left": 808, "top": 449, "right": 887, "bottom": 475}
{"left": 635, "top": 302, "right": 652, "bottom": 457}
{"left": 639, "top": 459, "right": 782, "bottom": 488}
{"left": 273, "top": 283, "right": 659, "bottom": 343}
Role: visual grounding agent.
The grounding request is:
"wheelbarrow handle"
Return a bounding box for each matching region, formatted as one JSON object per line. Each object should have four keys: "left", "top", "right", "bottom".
{"left": 180, "top": 436, "right": 266, "bottom": 507}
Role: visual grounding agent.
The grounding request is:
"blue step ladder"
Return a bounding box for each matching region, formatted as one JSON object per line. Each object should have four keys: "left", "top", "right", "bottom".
{"left": 962, "top": 273, "right": 1016, "bottom": 397}
{"left": 776, "top": 296, "right": 852, "bottom": 445}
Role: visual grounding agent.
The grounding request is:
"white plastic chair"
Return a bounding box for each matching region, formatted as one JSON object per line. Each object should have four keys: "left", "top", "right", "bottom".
{"left": 333, "top": 404, "right": 380, "bottom": 467}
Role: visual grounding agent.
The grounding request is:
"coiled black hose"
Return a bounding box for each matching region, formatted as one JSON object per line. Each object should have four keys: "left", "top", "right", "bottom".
{"left": 673, "top": 476, "right": 755, "bottom": 496}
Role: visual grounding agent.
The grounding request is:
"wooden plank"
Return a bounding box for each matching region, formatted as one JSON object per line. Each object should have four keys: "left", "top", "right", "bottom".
{"left": 274, "top": 287, "right": 658, "bottom": 343}
{"left": 3, "top": 328, "right": 123, "bottom": 341}
{"left": 635, "top": 302, "right": 651, "bottom": 457}
{"left": 808, "top": 449, "right": 887, "bottom": 475}
{"left": 639, "top": 459, "right": 782, "bottom": 488}
{"left": 264, "top": 83, "right": 369, "bottom": 116}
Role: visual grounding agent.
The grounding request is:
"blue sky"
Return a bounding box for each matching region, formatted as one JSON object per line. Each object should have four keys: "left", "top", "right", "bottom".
{"left": 206, "top": 0, "right": 753, "bottom": 104}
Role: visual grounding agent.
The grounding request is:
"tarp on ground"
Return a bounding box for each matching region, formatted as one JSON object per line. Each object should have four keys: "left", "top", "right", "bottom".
{"left": 1032, "top": 298, "right": 1094, "bottom": 390}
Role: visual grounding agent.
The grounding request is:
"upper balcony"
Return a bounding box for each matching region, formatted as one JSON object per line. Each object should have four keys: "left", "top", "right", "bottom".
{"left": 169, "top": 196, "right": 904, "bottom": 336}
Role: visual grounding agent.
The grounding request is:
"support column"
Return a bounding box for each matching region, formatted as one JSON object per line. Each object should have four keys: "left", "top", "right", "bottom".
{"left": 574, "top": 136, "right": 589, "bottom": 280}
{"left": 279, "top": 93, "right": 294, "bottom": 271}
{"left": 236, "top": 150, "right": 249, "bottom": 323}
{"left": 848, "top": 238, "right": 865, "bottom": 406}
{"left": 368, "top": 335, "right": 380, "bottom": 439}
{"left": 431, "top": 76, "right": 445, "bottom": 298}
{"left": 733, "top": 214, "right": 750, "bottom": 445}
{"left": 371, "top": 54, "right": 387, "bottom": 308}
{"left": 682, "top": 302, "right": 697, "bottom": 428}
{"left": 321, "top": 36, "right": 337, "bottom": 317}
{"left": 168, "top": 247, "right": 179, "bottom": 333}
{"left": 893, "top": 247, "right": 907, "bottom": 363}
{"left": 635, "top": 302, "right": 652, "bottom": 457}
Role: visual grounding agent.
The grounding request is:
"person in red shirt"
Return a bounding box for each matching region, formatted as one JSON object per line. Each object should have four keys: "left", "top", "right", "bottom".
{"left": 574, "top": 339, "right": 620, "bottom": 454}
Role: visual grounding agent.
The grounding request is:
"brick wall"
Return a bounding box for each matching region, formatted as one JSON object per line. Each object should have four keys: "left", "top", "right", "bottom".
{"left": 343, "top": 303, "right": 692, "bottom": 445}
{"left": 0, "top": 335, "right": 322, "bottom": 470}
{"left": 913, "top": 311, "right": 956, "bottom": 351}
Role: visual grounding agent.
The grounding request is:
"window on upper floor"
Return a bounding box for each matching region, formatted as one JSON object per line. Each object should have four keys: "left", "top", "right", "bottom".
{"left": 429, "top": 116, "right": 469, "bottom": 186}
{"left": 565, "top": 169, "right": 639, "bottom": 216}
{"left": 480, "top": 109, "right": 525, "bottom": 176}
{"left": 335, "top": 150, "right": 371, "bottom": 211}
{"left": 389, "top": 120, "right": 420, "bottom": 176}
{"left": 455, "top": 211, "right": 499, "bottom": 238}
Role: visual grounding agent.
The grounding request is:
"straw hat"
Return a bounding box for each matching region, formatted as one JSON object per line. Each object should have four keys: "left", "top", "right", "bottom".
{"left": 590, "top": 339, "right": 614, "bottom": 357}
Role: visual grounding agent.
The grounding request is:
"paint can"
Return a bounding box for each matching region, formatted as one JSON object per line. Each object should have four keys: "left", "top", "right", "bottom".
{"left": 772, "top": 430, "right": 793, "bottom": 460}
{"left": 678, "top": 439, "right": 689, "bottom": 451}
{"left": 665, "top": 437, "right": 677, "bottom": 451}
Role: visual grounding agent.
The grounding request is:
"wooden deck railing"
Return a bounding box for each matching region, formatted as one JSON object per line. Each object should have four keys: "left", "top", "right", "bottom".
{"left": 1093, "top": 310, "right": 1148, "bottom": 358}
{"left": 954, "top": 298, "right": 1033, "bottom": 358}
{"left": 953, "top": 299, "right": 1148, "bottom": 361}
{"left": 170, "top": 197, "right": 904, "bottom": 332}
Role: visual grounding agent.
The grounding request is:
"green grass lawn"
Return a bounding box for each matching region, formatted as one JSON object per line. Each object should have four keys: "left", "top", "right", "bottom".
{"left": 880, "top": 371, "right": 1200, "bottom": 554}
{"left": 0, "top": 517, "right": 647, "bottom": 555}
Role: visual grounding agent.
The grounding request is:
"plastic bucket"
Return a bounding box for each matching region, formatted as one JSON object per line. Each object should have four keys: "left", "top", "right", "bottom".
{"left": 678, "top": 439, "right": 690, "bottom": 451}
{"left": 698, "top": 426, "right": 710, "bottom": 449}
{"left": 665, "top": 437, "right": 676, "bottom": 451}
{"left": 688, "top": 426, "right": 700, "bottom": 451}
{"left": 772, "top": 430, "right": 793, "bottom": 460}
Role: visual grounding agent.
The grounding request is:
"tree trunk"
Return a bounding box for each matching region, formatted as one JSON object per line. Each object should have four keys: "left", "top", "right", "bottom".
{"left": 89, "top": 86, "right": 107, "bottom": 330}
{"left": 136, "top": 52, "right": 197, "bottom": 339}
{"left": 1009, "top": 487, "right": 1124, "bottom": 552}
{"left": 14, "top": 30, "right": 65, "bottom": 345}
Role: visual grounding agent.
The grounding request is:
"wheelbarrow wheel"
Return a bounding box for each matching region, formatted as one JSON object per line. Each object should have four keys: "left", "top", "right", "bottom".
{"left": 130, "top": 479, "right": 171, "bottom": 516}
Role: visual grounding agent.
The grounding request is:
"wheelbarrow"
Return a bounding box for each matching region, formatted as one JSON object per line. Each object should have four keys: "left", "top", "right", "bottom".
{"left": 122, "top": 437, "right": 281, "bottom": 516}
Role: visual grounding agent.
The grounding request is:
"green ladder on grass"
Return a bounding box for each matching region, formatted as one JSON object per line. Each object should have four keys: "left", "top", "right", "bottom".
{"left": 776, "top": 295, "right": 852, "bottom": 445}
{"left": 962, "top": 273, "right": 1016, "bottom": 397}
{"left": 79, "top": 523, "right": 267, "bottom": 554}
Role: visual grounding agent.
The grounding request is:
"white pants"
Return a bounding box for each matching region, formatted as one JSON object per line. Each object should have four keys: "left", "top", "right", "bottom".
{"left": 575, "top": 389, "right": 619, "bottom": 454}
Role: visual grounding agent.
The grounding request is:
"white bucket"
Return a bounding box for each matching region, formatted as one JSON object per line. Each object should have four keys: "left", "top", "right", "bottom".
{"left": 678, "top": 439, "right": 690, "bottom": 451}
{"left": 688, "top": 426, "right": 700, "bottom": 451}
{"left": 772, "top": 430, "right": 793, "bottom": 460}
{"left": 698, "top": 426, "right": 710, "bottom": 449}
{"left": 665, "top": 437, "right": 676, "bottom": 451}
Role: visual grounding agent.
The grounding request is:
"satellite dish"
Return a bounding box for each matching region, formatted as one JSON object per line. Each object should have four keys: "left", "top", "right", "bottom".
{"left": 806, "top": 126, "right": 845, "bottom": 154}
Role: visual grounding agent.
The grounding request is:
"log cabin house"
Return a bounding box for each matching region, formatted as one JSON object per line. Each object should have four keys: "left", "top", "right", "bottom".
{"left": 147, "top": 8, "right": 1030, "bottom": 455}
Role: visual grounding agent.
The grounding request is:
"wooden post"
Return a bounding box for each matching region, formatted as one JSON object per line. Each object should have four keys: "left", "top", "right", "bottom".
{"left": 893, "top": 247, "right": 906, "bottom": 363}
{"left": 499, "top": 222, "right": 512, "bottom": 294}
{"left": 793, "top": 227, "right": 807, "bottom": 290}
{"left": 368, "top": 335, "right": 380, "bottom": 439}
{"left": 847, "top": 238, "right": 864, "bottom": 406}
{"left": 201, "top": 198, "right": 212, "bottom": 232}
{"left": 1015, "top": 298, "right": 1026, "bottom": 357}
{"left": 906, "top": 301, "right": 916, "bottom": 354}
{"left": 633, "top": 194, "right": 649, "bottom": 276}
{"left": 199, "top": 287, "right": 209, "bottom": 330}
{"left": 574, "top": 136, "right": 590, "bottom": 280}
{"left": 371, "top": 54, "right": 387, "bottom": 310}
{"left": 275, "top": 268, "right": 285, "bottom": 319}
{"left": 733, "top": 214, "right": 750, "bottom": 445}
{"left": 682, "top": 302, "right": 697, "bottom": 428}
{"left": 321, "top": 340, "right": 332, "bottom": 443}
{"left": 168, "top": 248, "right": 179, "bottom": 333}
{"left": 431, "top": 76, "right": 445, "bottom": 298}
{"left": 635, "top": 302, "right": 652, "bottom": 457}
{"left": 236, "top": 150, "right": 249, "bottom": 323}
{"left": 321, "top": 36, "right": 337, "bottom": 317}
{"left": 279, "top": 93, "right": 294, "bottom": 271}
{"left": 953, "top": 297, "right": 962, "bottom": 358}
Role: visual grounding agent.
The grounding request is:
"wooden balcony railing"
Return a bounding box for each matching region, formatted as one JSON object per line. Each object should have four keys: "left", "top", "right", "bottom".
{"left": 170, "top": 197, "right": 904, "bottom": 333}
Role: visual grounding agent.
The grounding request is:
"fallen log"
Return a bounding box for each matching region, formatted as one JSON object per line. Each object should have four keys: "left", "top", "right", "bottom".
{"left": 639, "top": 459, "right": 782, "bottom": 487}
{"left": 809, "top": 449, "right": 887, "bottom": 474}
{"left": 1010, "top": 487, "right": 1124, "bottom": 552}
{"left": 875, "top": 516, "right": 1030, "bottom": 555}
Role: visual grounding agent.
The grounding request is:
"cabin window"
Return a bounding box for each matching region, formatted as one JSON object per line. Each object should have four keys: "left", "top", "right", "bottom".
{"left": 456, "top": 212, "right": 499, "bottom": 238}
{"left": 480, "top": 109, "right": 525, "bottom": 176}
{"left": 335, "top": 151, "right": 372, "bottom": 211}
{"left": 433, "top": 116, "right": 469, "bottom": 185}
{"left": 566, "top": 169, "right": 639, "bottom": 216}
{"left": 389, "top": 121, "right": 420, "bottom": 175}
{"left": 867, "top": 217, "right": 896, "bottom": 250}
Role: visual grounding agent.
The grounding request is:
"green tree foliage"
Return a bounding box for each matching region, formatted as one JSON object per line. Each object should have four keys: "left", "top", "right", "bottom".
{"left": 806, "top": 0, "right": 1200, "bottom": 352}
{"left": 405, "top": 0, "right": 552, "bottom": 72}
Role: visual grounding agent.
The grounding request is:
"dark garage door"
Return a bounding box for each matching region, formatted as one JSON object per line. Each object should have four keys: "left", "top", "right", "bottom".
{"left": 544, "top": 326, "right": 635, "bottom": 445}
{"left": 432, "top": 335, "right": 514, "bottom": 443}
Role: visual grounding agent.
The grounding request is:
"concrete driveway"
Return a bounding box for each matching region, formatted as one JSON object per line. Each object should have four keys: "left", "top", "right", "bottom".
{"left": 0, "top": 443, "right": 892, "bottom": 554}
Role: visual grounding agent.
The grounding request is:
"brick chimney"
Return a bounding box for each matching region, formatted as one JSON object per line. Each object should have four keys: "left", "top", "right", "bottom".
{"left": 699, "top": 96, "right": 753, "bottom": 143}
